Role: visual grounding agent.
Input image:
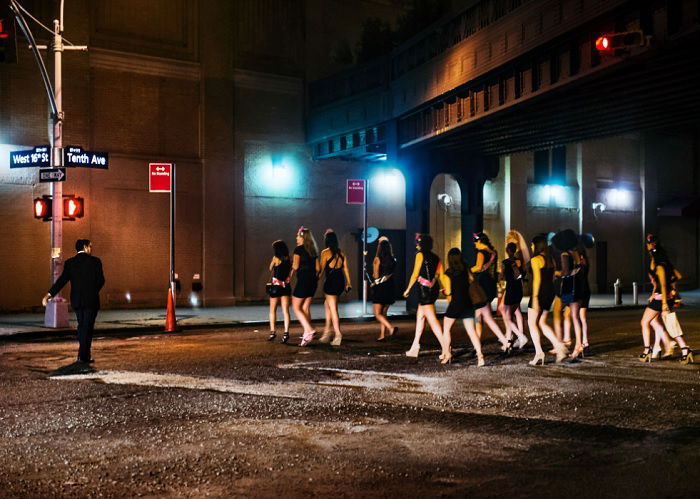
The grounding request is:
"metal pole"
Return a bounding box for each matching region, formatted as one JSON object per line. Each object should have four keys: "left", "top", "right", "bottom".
{"left": 362, "top": 178, "right": 368, "bottom": 315}
{"left": 45, "top": 16, "right": 68, "bottom": 328}
{"left": 170, "top": 164, "right": 176, "bottom": 300}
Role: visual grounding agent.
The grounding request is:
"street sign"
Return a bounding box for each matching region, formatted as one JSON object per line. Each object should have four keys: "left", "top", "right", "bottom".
{"left": 39, "top": 167, "right": 66, "bottom": 183}
{"left": 149, "top": 163, "right": 172, "bottom": 192}
{"left": 9, "top": 145, "right": 50, "bottom": 168}
{"left": 346, "top": 179, "right": 366, "bottom": 204}
{"left": 63, "top": 145, "right": 109, "bottom": 169}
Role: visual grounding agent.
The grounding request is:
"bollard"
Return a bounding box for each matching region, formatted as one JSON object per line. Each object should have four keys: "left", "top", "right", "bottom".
{"left": 633, "top": 282, "right": 638, "bottom": 305}
{"left": 614, "top": 278, "right": 622, "bottom": 305}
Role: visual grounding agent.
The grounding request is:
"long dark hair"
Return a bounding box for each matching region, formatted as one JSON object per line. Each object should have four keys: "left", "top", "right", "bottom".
{"left": 324, "top": 230, "right": 340, "bottom": 257}
{"left": 415, "top": 233, "right": 433, "bottom": 254}
{"left": 505, "top": 242, "right": 517, "bottom": 258}
{"left": 531, "top": 234, "right": 554, "bottom": 268}
{"left": 272, "top": 240, "right": 289, "bottom": 260}
{"left": 376, "top": 238, "right": 394, "bottom": 265}
{"left": 647, "top": 234, "right": 672, "bottom": 268}
{"left": 298, "top": 227, "right": 318, "bottom": 258}
{"left": 447, "top": 247, "right": 466, "bottom": 273}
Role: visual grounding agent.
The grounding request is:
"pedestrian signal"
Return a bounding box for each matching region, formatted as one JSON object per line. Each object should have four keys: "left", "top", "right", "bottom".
{"left": 63, "top": 196, "right": 84, "bottom": 219}
{"left": 33, "top": 197, "right": 51, "bottom": 220}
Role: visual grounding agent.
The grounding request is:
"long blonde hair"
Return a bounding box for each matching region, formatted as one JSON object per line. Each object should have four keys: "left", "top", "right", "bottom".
{"left": 298, "top": 227, "right": 318, "bottom": 258}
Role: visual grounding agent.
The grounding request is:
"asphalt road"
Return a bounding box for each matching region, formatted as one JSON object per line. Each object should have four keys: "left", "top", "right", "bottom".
{"left": 1, "top": 308, "right": 699, "bottom": 498}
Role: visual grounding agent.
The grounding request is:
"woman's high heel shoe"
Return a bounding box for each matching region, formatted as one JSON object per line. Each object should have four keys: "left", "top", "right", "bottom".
{"left": 267, "top": 331, "right": 276, "bottom": 341}
{"left": 405, "top": 346, "right": 420, "bottom": 358}
{"left": 529, "top": 352, "right": 545, "bottom": 366}
{"left": 330, "top": 333, "right": 342, "bottom": 346}
{"left": 679, "top": 347, "right": 694, "bottom": 365}
{"left": 440, "top": 353, "right": 453, "bottom": 365}
{"left": 651, "top": 345, "right": 662, "bottom": 360}
{"left": 569, "top": 345, "right": 584, "bottom": 361}
{"left": 281, "top": 332, "right": 289, "bottom": 344}
{"left": 299, "top": 331, "right": 315, "bottom": 347}
{"left": 639, "top": 346, "right": 652, "bottom": 363}
{"left": 555, "top": 345, "right": 569, "bottom": 363}
{"left": 662, "top": 341, "right": 677, "bottom": 359}
{"left": 477, "top": 354, "right": 485, "bottom": 367}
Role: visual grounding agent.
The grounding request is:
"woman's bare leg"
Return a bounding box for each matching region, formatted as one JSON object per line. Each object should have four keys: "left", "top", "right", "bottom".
{"left": 422, "top": 305, "right": 446, "bottom": 352}
{"left": 478, "top": 305, "right": 508, "bottom": 348}
{"left": 528, "top": 308, "right": 544, "bottom": 356}
{"left": 563, "top": 306, "right": 572, "bottom": 344}
{"left": 407, "top": 307, "right": 426, "bottom": 353}
{"left": 269, "top": 297, "right": 279, "bottom": 332}
{"left": 442, "top": 316, "right": 456, "bottom": 358}
{"left": 580, "top": 307, "right": 589, "bottom": 345}
{"left": 463, "top": 318, "right": 482, "bottom": 357}
{"left": 640, "top": 307, "right": 657, "bottom": 349}
{"left": 280, "top": 296, "right": 291, "bottom": 332}
{"left": 569, "top": 302, "right": 583, "bottom": 352}
{"left": 292, "top": 296, "right": 314, "bottom": 334}
{"left": 539, "top": 311, "right": 566, "bottom": 352}
{"left": 327, "top": 295, "right": 341, "bottom": 335}
{"left": 374, "top": 303, "right": 394, "bottom": 339}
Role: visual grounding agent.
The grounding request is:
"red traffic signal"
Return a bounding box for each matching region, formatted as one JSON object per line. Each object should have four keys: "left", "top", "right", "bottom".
{"left": 595, "top": 31, "right": 647, "bottom": 54}
{"left": 595, "top": 36, "right": 610, "bottom": 52}
{"left": 34, "top": 197, "right": 51, "bottom": 220}
{"left": 0, "top": 3, "right": 17, "bottom": 63}
{"left": 63, "top": 196, "right": 84, "bottom": 218}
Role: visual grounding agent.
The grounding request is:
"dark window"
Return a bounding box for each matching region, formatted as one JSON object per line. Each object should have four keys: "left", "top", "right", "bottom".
{"left": 469, "top": 90, "right": 476, "bottom": 116}
{"left": 531, "top": 60, "right": 541, "bottom": 91}
{"left": 366, "top": 128, "right": 375, "bottom": 144}
{"left": 534, "top": 150, "right": 550, "bottom": 184}
{"left": 353, "top": 132, "right": 361, "bottom": 147}
{"left": 498, "top": 77, "right": 506, "bottom": 105}
{"left": 483, "top": 84, "right": 490, "bottom": 111}
{"left": 514, "top": 69, "right": 523, "bottom": 98}
{"left": 328, "top": 140, "right": 334, "bottom": 153}
{"left": 569, "top": 42, "right": 580, "bottom": 76}
{"left": 550, "top": 50, "right": 560, "bottom": 84}
{"left": 340, "top": 136, "right": 347, "bottom": 150}
{"left": 551, "top": 146, "right": 566, "bottom": 184}
{"left": 590, "top": 35, "right": 601, "bottom": 67}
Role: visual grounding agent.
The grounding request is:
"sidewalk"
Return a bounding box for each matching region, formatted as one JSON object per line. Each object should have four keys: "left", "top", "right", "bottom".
{"left": 0, "top": 291, "right": 674, "bottom": 340}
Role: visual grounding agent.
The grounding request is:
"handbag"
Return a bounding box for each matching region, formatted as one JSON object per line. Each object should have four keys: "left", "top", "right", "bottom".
{"left": 662, "top": 311, "right": 684, "bottom": 338}
{"left": 417, "top": 257, "right": 438, "bottom": 301}
{"left": 468, "top": 274, "right": 488, "bottom": 308}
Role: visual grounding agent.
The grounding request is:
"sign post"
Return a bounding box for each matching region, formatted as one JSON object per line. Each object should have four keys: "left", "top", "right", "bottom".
{"left": 347, "top": 179, "right": 368, "bottom": 315}
{"left": 150, "top": 163, "right": 176, "bottom": 328}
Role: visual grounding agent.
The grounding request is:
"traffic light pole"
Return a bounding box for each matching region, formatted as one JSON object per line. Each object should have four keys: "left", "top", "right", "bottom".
{"left": 42, "top": 4, "right": 87, "bottom": 328}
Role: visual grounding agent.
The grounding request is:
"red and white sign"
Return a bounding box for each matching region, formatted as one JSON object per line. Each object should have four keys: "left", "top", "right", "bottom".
{"left": 346, "top": 179, "right": 365, "bottom": 204}
{"left": 149, "top": 163, "right": 172, "bottom": 193}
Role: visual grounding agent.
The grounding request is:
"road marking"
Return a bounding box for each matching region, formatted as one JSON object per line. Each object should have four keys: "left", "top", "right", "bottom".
{"left": 51, "top": 370, "right": 308, "bottom": 399}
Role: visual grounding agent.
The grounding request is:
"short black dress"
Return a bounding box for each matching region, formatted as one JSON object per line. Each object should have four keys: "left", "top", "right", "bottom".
{"left": 323, "top": 251, "right": 346, "bottom": 296}
{"left": 293, "top": 245, "right": 318, "bottom": 299}
{"left": 574, "top": 260, "right": 591, "bottom": 308}
{"left": 271, "top": 259, "right": 292, "bottom": 297}
{"left": 416, "top": 251, "right": 440, "bottom": 306}
{"left": 648, "top": 262, "right": 675, "bottom": 312}
{"left": 502, "top": 257, "right": 524, "bottom": 306}
{"left": 474, "top": 249, "right": 498, "bottom": 304}
{"left": 528, "top": 260, "right": 555, "bottom": 311}
{"left": 372, "top": 257, "right": 396, "bottom": 305}
{"left": 444, "top": 269, "right": 474, "bottom": 319}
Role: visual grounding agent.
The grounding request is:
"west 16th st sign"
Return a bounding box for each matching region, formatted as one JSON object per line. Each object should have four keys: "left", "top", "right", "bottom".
{"left": 9, "top": 146, "right": 51, "bottom": 168}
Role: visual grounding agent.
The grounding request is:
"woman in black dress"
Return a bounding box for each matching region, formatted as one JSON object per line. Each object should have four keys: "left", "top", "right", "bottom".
{"left": 267, "top": 240, "right": 292, "bottom": 343}
{"left": 372, "top": 236, "right": 398, "bottom": 342}
{"left": 573, "top": 244, "right": 592, "bottom": 355}
{"left": 500, "top": 242, "right": 529, "bottom": 350}
{"left": 291, "top": 226, "right": 320, "bottom": 347}
{"left": 471, "top": 233, "right": 509, "bottom": 352}
{"left": 318, "top": 229, "right": 352, "bottom": 346}
{"left": 402, "top": 234, "right": 450, "bottom": 358}
{"left": 441, "top": 248, "right": 482, "bottom": 366}
{"left": 639, "top": 234, "right": 693, "bottom": 364}
{"left": 528, "top": 234, "right": 569, "bottom": 365}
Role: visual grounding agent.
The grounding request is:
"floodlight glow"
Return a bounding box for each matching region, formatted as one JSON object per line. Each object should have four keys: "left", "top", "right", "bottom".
{"left": 539, "top": 184, "right": 564, "bottom": 205}
{"left": 370, "top": 168, "right": 405, "bottom": 199}
{"left": 607, "top": 188, "right": 631, "bottom": 208}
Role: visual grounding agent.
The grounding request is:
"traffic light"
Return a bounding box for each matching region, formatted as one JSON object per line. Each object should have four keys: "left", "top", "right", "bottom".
{"left": 33, "top": 196, "right": 51, "bottom": 220}
{"left": 32, "top": 195, "right": 85, "bottom": 220}
{"left": 595, "top": 31, "right": 647, "bottom": 55}
{"left": 63, "top": 196, "right": 84, "bottom": 219}
{"left": 0, "top": 1, "right": 18, "bottom": 63}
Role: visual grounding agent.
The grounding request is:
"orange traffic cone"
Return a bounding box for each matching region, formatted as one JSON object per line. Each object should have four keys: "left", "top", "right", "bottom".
{"left": 165, "top": 287, "right": 177, "bottom": 333}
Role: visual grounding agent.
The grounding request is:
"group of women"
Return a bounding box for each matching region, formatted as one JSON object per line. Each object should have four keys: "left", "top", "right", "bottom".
{"left": 266, "top": 226, "right": 694, "bottom": 366}
{"left": 266, "top": 226, "right": 396, "bottom": 347}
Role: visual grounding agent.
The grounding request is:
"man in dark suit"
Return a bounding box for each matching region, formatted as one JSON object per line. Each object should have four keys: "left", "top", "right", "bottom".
{"left": 43, "top": 239, "right": 105, "bottom": 363}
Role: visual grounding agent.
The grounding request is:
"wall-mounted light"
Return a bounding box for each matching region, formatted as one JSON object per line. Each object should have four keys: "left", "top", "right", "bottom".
{"left": 542, "top": 184, "right": 564, "bottom": 205}
{"left": 437, "top": 192, "right": 453, "bottom": 211}
{"left": 371, "top": 168, "right": 404, "bottom": 199}
{"left": 607, "top": 188, "right": 631, "bottom": 208}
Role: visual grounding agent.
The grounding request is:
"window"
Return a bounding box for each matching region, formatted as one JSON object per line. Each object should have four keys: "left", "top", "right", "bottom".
{"left": 534, "top": 146, "right": 567, "bottom": 184}
{"left": 531, "top": 60, "right": 541, "bottom": 91}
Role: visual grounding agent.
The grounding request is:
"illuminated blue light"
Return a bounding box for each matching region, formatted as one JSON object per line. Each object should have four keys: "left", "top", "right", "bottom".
{"left": 540, "top": 184, "right": 564, "bottom": 205}
{"left": 370, "top": 168, "right": 405, "bottom": 199}
{"left": 607, "top": 188, "right": 631, "bottom": 208}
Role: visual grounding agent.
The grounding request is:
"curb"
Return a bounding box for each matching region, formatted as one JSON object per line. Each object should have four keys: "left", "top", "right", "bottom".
{"left": 0, "top": 304, "right": 646, "bottom": 342}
